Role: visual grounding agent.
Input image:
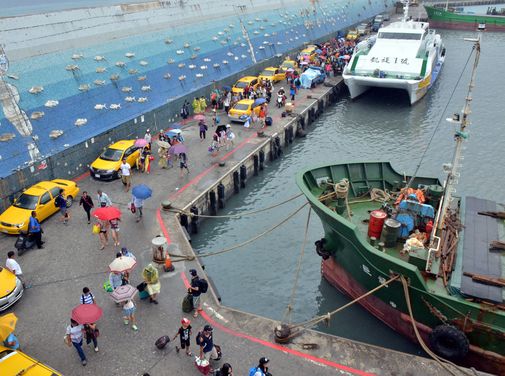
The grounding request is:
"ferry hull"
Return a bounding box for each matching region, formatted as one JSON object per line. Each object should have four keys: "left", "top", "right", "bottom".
{"left": 425, "top": 5, "right": 505, "bottom": 31}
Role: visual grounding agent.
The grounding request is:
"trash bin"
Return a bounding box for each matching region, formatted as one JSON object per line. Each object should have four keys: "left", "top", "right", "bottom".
{"left": 152, "top": 236, "right": 167, "bottom": 264}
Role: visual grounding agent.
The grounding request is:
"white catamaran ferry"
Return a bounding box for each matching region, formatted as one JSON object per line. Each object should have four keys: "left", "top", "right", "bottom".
{"left": 343, "top": 2, "right": 446, "bottom": 104}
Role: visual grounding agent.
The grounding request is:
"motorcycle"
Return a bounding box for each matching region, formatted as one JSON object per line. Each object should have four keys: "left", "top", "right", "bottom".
{"left": 15, "top": 231, "right": 37, "bottom": 256}
{"left": 276, "top": 93, "right": 286, "bottom": 108}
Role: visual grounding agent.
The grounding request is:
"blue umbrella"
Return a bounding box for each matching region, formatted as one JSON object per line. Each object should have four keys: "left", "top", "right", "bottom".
{"left": 315, "top": 49, "right": 322, "bottom": 54}
{"left": 132, "top": 184, "right": 152, "bottom": 200}
{"left": 222, "top": 85, "right": 231, "bottom": 91}
{"left": 253, "top": 97, "right": 267, "bottom": 107}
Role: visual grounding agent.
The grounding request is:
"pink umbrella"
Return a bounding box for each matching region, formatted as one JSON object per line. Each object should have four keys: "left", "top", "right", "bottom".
{"left": 134, "top": 138, "right": 148, "bottom": 147}
{"left": 71, "top": 304, "right": 103, "bottom": 324}
{"left": 343, "top": 55, "right": 351, "bottom": 60}
{"left": 194, "top": 114, "right": 206, "bottom": 121}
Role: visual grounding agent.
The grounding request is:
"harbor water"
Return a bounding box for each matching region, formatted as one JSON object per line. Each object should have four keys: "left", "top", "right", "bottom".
{"left": 191, "top": 30, "right": 505, "bottom": 355}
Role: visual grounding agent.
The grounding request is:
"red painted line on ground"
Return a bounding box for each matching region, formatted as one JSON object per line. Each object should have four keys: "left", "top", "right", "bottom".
{"left": 179, "top": 273, "right": 374, "bottom": 376}
{"left": 156, "top": 208, "right": 171, "bottom": 245}
{"left": 219, "top": 133, "right": 257, "bottom": 161}
{"left": 73, "top": 171, "right": 90, "bottom": 182}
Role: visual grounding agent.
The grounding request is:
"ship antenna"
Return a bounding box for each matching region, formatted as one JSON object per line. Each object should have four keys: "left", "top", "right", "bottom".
{"left": 232, "top": 5, "right": 257, "bottom": 64}
{"left": 436, "top": 36, "right": 481, "bottom": 231}
{"left": 402, "top": 1, "right": 410, "bottom": 23}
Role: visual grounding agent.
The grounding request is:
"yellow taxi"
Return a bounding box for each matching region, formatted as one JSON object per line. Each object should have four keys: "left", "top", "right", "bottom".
{"left": 299, "top": 45, "right": 318, "bottom": 59}
{"left": 89, "top": 140, "right": 140, "bottom": 180}
{"left": 0, "top": 345, "right": 62, "bottom": 375}
{"left": 231, "top": 76, "right": 259, "bottom": 95}
{"left": 258, "top": 67, "right": 286, "bottom": 83}
{"left": 280, "top": 59, "right": 299, "bottom": 74}
{"left": 0, "top": 268, "right": 23, "bottom": 311}
{"left": 228, "top": 99, "right": 262, "bottom": 122}
{"left": 346, "top": 29, "right": 359, "bottom": 40}
{"left": 0, "top": 179, "right": 80, "bottom": 235}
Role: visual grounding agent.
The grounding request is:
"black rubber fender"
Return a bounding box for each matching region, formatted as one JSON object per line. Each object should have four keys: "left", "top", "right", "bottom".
{"left": 209, "top": 190, "right": 217, "bottom": 216}
{"left": 298, "top": 115, "right": 306, "bottom": 130}
{"left": 253, "top": 154, "right": 259, "bottom": 176}
{"left": 233, "top": 171, "right": 240, "bottom": 193}
{"left": 429, "top": 325, "right": 469, "bottom": 360}
{"left": 308, "top": 108, "right": 315, "bottom": 123}
{"left": 259, "top": 150, "right": 265, "bottom": 170}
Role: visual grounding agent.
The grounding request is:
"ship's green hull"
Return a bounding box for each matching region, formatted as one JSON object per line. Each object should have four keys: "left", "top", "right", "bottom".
{"left": 297, "top": 162, "right": 505, "bottom": 375}
{"left": 425, "top": 5, "right": 505, "bottom": 31}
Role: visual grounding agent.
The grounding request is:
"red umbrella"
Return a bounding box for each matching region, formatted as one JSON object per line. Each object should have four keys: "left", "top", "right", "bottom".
{"left": 71, "top": 304, "right": 103, "bottom": 324}
{"left": 93, "top": 206, "right": 121, "bottom": 221}
{"left": 194, "top": 114, "right": 206, "bottom": 121}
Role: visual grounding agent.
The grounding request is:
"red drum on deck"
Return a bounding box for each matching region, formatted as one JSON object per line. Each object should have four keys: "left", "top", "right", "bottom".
{"left": 368, "top": 210, "right": 387, "bottom": 239}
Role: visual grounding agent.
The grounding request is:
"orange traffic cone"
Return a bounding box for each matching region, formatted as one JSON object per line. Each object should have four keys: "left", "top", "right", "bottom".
{"left": 164, "top": 253, "right": 174, "bottom": 272}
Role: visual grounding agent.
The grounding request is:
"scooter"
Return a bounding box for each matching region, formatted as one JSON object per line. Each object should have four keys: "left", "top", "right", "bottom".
{"left": 15, "top": 231, "right": 36, "bottom": 256}
{"left": 276, "top": 93, "right": 286, "bottom": 108}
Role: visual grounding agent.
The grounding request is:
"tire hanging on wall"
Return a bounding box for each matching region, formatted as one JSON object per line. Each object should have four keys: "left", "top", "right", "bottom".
{"left": 428, "top": 325, "right": 469, "bottom": 360}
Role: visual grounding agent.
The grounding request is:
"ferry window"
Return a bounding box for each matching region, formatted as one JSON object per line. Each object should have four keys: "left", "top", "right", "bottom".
{"left": 378, "top": 32, "right": 422, "bottom": 40}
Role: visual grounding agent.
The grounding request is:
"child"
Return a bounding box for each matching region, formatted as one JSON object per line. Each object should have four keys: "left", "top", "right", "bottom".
{"left": 122, "top": 299, "right": 138, "bottom": 331}
{"left": 172, "top": 318, "right": 192, "bottom": 356}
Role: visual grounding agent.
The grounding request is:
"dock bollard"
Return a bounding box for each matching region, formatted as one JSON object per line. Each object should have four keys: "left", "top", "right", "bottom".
{"left": 274, "top": 324, "right": 292, "bottom": 343}
{"left": 209, "top": 190, "right": 217, "bottom": 216}
{"left": 217, "top": 183, "right": 225, "bottom": 209}
{"left": 240, "top": 164, "right": 247, "bottom": 188}
{"left": 259, "top": 150, "right": 265, "bottom": 171}
{"left": 253, "top": 155, "right": 259, "bottom": 176}
{"left": 233, "top": 171, "right": 240, "bottom": 193}
{"left": 190, "top": 206, "right": 199, "bottom": 234}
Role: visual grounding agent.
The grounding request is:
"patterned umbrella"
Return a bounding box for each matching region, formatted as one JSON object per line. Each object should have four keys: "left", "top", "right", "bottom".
{"left": 110, "top": 284, "right": 137, "bottom": 303}
{"left": 109, "top": 256, "right": 137, "bottom": 273}
{"left": 0, "top": 313, "right": 17, "bottom": 341}
{"left": 71, "top": 304, "right": 103, "bottom": 324}
{"left": 169, "top": 144, "right": 187, "bottom": 155}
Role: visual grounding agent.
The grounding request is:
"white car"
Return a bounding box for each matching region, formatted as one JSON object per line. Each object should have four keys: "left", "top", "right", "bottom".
{"left": 0, "top": 267, "right": 24, "bottom": 311}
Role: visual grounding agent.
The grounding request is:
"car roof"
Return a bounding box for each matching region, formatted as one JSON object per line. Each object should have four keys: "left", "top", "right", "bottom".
{"left": 236, "top": 99, "right": 254, "bottom": 105}
{"left": 22, "top": 181, "right": 56, "bottom": 195}
{"left": 237, "top": 76, "right": 257, "bottom": 82}
{"left": 109, "top": 140, "right": 135, "bottom": 150}
{"left": 262, "top": 67, "right": 277, "bottom": 71}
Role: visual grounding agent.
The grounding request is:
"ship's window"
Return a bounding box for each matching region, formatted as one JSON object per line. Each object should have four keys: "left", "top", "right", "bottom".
{"left": 378, "top": 32, "right": 422, "bottom": 40}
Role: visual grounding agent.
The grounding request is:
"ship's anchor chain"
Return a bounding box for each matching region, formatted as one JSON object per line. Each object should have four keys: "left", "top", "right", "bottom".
{"left": 274, "top": 274, "right": 401, "bottom": 343}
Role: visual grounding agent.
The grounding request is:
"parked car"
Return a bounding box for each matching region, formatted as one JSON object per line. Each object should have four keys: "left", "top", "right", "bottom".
{"left": 0, "top": 179, "right": 79, "bottom": 234}
{"left": 357, "top": 23, "right": 370, "bottom": 36}
{"left": 372, "top": 21, "right": 383, "bottom": 32}
{"left": 258, "top": 67, "right": 286, "bottom": 83}
{"left": 382, "top": 13, "right": 390, "bottom": 21}
{"left": 280, "top": 59, "right": 299, "bottom": 74}
{"left": 300, "top": 66, "right": 326, "bottom": 88}
{"left": 0, "top": 267, "right": 23, "bottom": 311}
{"left": 231, "top": 76, "right": 259, "bottom": 95}
{"left": 374, "top": 15, "right": 383, "bottom": 24}
{"left": 346, "top": 29, "right": 358, "bottom": 40}
{"left": 89, "top": 140, "right": 140, "bottom": 180}
{"left": 0, "top": 345, "right": 62, "bottom": 375}
{"left": 228, "top": 99, "right": 261, "bottom": 122}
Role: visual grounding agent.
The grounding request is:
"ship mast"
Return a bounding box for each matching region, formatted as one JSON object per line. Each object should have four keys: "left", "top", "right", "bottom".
{"left": 402, "top": 0, "right": 410, "bottom": 23}
{"left": 436, "top": 36, "right": 481, "bottom": 231}
{"left": 240, "top": 19, "right": 257, "bottom": 64}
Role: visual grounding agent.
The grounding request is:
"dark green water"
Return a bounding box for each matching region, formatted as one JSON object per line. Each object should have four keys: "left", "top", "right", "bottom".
{"left": 191, "top": 30, "right": 505, "bottom": 355}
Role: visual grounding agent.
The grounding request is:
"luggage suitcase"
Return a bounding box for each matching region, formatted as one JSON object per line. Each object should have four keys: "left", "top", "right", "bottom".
{"left": 265, "top": 116, "right": 273, "bottom": 126}
{"left": 155, "top": 335, "right": 170, "bottom": 349}
{"left": 139, "top": 290, "right": 150, "bottom": 300}
{"left": 182, "top": 293, "right": 194, "bottom": 313}
{"left": 195, "top": 356, "right": 211, "bottom": 375}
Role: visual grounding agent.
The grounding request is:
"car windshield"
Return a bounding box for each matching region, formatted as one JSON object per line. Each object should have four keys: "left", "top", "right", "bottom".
{"left": 235, "top": 81, "right": 249, "bottom": 88}
{"left": 14, "top": 193, "right": 39, "bottom": 210}
{"left": 100, "top": 148, "right": 124, "bottom": 161}
{"left": 233, "top": 103, "right": 250, "bottom": 111}
{"left": 261, "top": 70, "right": 274, "bottom": 76}
{"left": 282, "top": 61, "right": 295, "bottom": 68}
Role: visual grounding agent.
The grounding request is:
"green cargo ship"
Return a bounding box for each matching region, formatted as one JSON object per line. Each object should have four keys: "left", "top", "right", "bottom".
{"left": 297, "top": 38, "right": 505, "bottom": 374}
{"left": 425, "top": 4, "right": 505, "bottom": 31}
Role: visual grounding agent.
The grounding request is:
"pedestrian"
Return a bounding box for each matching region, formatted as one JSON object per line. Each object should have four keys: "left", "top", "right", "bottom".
{"left": 109, "top": 218, "right": 120, "bottom": 246}
{"left": 65, "top": 319, "right": 87, "bottom": 366}
{"left": 199, "top": 96, "right": 207, "bottom": 113}
{"left": 28, "top": 211, "right": 44, "bottom": 249}
{"left": 189, "top": 269, "right": 202, "bottom": 317}
{"left": 120, "top": 157, "right": 132, "bottom": 192}
{"left": 96, "top": 219, "right": 109, "bottom": 250}
{"left": 249, "top": 357, "right": 271, "bottom": 376}
{"left": 181, "top": 101, "right": 189, "bottom": 120}
{"left": 55, "top": 189, "right": 69, "bottom": 225}
{"left": 6, "top": 251, "right": 27, "bottom": 288}
{"left": 79, "top": 191, "right": 94, "bottom": 224}
{"left": 224, "top": 91, "right": 231, "bottom": 114}
{"left": 84, "top": 323, "right": 99, "bottom": 352}
{"left": 196, "top": 325, "right": 219, "bottom": 363}
{"left": 97, "top": 190, "right": 112, "bottom": 207}
{"left": 289, "top": 83, "right": 296, "bottom": 101}
{"left": 179, "top": 152, "right": 189, "bottom": 177}
{"left": 122, "top": 299, "right": 138, "bottom": 331}
{"left": 121, "top": 246, "right": 136, "bottom": 260}
{"left": 131, "top": 195, "right": 144, "bottom": 222}
{"left": 199, "top": 120, "right": 208, "bottom": 141}
{"left": 215, "top": 363, "right": 233, "bottom": 376}
{"left": 4, "top": 331, "right": 20, "bottom": 350}
{"left": 80, "top": 287, "right": 95, "bottom": 304}
{"left": 225, "top": 125, "right": 235, "bottom": 150}
{"left": 142, "top": 263, "right": 160, "bottom": 304}
{"left": 144, "top": 128, "right": 152, "bottom": 149}
{"left": 109, "top": 271, "right": 123, "bottom": 290}
{"left": 172, "top": 318, "right": 192, "bottom": 356}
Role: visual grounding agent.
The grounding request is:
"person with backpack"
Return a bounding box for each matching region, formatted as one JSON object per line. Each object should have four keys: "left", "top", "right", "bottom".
{"left": 172, "top": 317, "right": 192, "bottom": 356}
{"left": 196, "top": 325, "right": 218, "bottom": 362}
{"left": 189, "top": 269, "right": 208, "bottom": 318}
{"left": 55, "top": 189, "right": 69, "bottom": 225}
{"left": 80, "top": 287, "right": 95, "bottom": 304}
{"left": 249, "top": 357, "right": 271, "bottom": 376}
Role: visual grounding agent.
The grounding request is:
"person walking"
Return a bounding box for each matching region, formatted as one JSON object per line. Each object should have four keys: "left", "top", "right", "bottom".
{"left": 65, "top": 319, "right": 87, "bottom": 366}
{"left": 109, "top": 218, "right": 120, "bottom": 246}
{"left": 132, "top": 195, "right": 144, "bottom": 222}
{"left": 97, "top": 190, "right": 112, "bottom": 207}
{"left": 79, "top": 191, "right": 94, "bottom": 224}
{"left": 225, "top": 125, "right": 235, "bottom": 151}
{"left": 96, "top": 219, "right": 109, "bottom": 250}
{"left": 122, "top": 299, "right": 138, "bottom": 331}
{"left": 142, "top": 263, "right": 160, "bottom": 304}
{"left": 189, "top": 269, "right": 202, "bottom": 317}
{"left": 28, "top": 211, "right": 43, "bottom": 249}
{"left": 199, "top": 120, "right": 208, "bottom": 141}
{"left": 249, "top": 357, "right": 271, "bottom": 376}
{"left": 109, "top": 271, "right": 123, "bottom": 291}
{"left": 55, "top": 189, "right": 69, "bottom": 225}
{"left": 84, "top": 323, "right": 99, "bottom": 352}
{"left": 215, "top": 363, "right": 233, "bottom": 376}
{"left": 172, "top": 318, "right": 192, "bottom": 356}
{"left": 196, "top": 325, "right": 219, "bottom": 363}
{"left": 144, "top": 129, "right": 152, "bottom": 149}
{"left": 6, "top": 251, "right": 27, "bottom": 288}
{"left": 120, "top": 158, "right": 132, "bottom": 192}
{"left": 179, "top": 153, "right": 189, "bottom": 177}
{"left": 289, "top": 82, "right": 297, "bottom": 102}
{"left": 80, "top": 287, "right": 95, "bottom": 304}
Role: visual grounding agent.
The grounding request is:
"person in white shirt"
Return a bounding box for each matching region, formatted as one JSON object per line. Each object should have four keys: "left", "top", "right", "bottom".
{"left": 132, "top": 195, "right": 144, "bottom": 222}
{"left": 6, "top": 251, "right": 26, "bottom": 288}
{"left": 120, "top": 158, "right": 131, "bottom": 192}
{"left": 96, "top": 190, "right": 112, "bottom": 207}
{"left": 65, "top": 319, "right": 87, "bottom": 366}
{"left": 144, "top": 129, "right": 152, "bottom": 148}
